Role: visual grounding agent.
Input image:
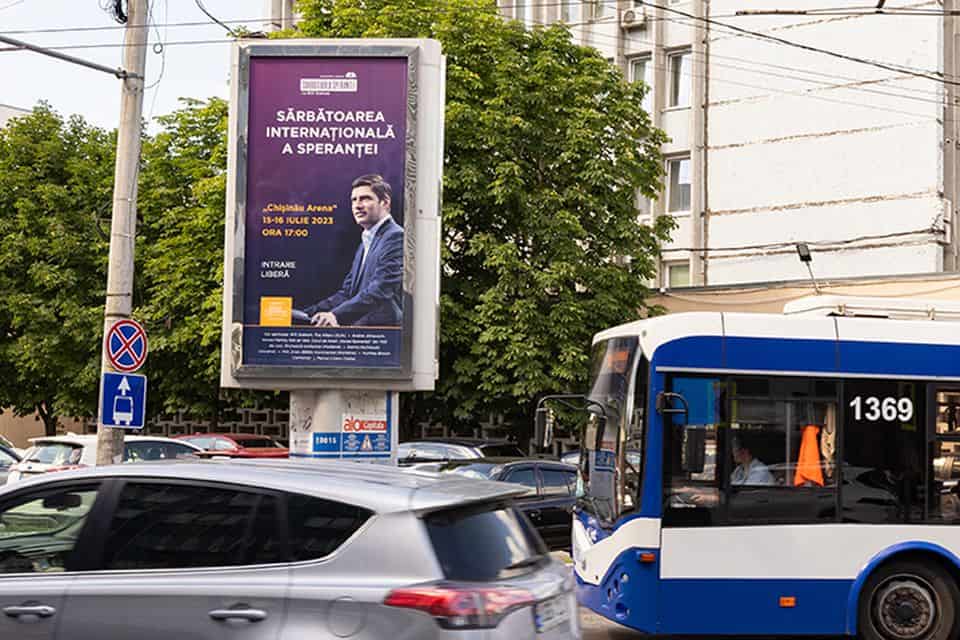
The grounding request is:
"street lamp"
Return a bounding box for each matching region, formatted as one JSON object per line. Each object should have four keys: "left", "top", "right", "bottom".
{"left": 796, "top": 243, "right": 822, "bottom": 295}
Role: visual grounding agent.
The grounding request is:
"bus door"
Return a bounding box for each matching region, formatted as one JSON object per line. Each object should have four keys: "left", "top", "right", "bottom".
{"left": 930, "top": 386, "right": 960, "bottom": 522}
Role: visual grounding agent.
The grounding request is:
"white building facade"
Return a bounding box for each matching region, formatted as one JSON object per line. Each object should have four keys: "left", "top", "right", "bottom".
{"left": 0, "top": 103, "right": 29, "bottom": 128}
{"left": 500, "top": 0, "right": 959, "bottom": 289}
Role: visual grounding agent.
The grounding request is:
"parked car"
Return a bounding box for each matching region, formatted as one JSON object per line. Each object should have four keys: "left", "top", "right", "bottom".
{"left": 0, "top": 459, "right": 578, "bottom": 639}
{"left": 175, "top": 433, "right": 289, "bottom": 458}
{"left": 6, "top": 435, "right": 201, "bottom": 484}
{"left": 420, "top": 458, "right": 578, "bottom": 551}
{"left": 398, "top": 438, "right": 526, "bottom": 464}
{"left": 0, "top": 446, "right": 20, "bottom": 485}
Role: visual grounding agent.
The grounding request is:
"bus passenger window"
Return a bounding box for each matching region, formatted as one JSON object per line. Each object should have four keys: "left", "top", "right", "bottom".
{"left": 843, "top": 380, "right": 924, "bottom": 524}
{"left": 725, "top": 377, "right": 838, "bottom": 525}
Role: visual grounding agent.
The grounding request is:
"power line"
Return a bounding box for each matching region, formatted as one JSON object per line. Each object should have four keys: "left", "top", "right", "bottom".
{"left": 193, "top": 0, "right": 239, "bottom": 38}
{"left": 641, "top": 0, "right": 960, "bottom": 86}
{"left": 0, "top": 17, "right": 270, "bottom": 36}
{"left": 0, "top": 37, "right": 235, "bottom": 54}
{"left": 660, "top": 226, "right": 944, "bottom": 257}
{"left": 737, "top": 7, "right": 960, "bottom": 17}
{"left": 517, "top": 15, "right": 945, "bottom": 117}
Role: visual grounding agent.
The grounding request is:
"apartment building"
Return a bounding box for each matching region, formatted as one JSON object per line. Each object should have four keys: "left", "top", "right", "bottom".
{"left": 501, "top": 0, "right": 960, "bottom": 301}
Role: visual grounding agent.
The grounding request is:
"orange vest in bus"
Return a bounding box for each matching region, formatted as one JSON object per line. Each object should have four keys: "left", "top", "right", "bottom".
{"left": 794, "top": 425, "right": 825, "bottom": 487}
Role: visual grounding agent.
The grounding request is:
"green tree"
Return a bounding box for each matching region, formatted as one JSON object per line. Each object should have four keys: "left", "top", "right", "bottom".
{"left": 137, "top": 97, "right": 284, "bottom": 421}
{"left": 293, "top": 0, "right": 671, "bottom": 432}
{"left": 0, "top": 105, "right": 115, "bottom": 435}
{"left": 138, "top": 98, "right": 231, "bottom": 419}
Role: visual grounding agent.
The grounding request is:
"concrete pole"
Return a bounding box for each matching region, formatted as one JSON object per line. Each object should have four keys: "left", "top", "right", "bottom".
{"left": 96, "top": 0, "right": 149, "bottom": 466}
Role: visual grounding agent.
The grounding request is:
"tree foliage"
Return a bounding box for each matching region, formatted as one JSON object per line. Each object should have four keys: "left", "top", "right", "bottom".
{"left": 292, "top": 0, "right": 672, "bottom": 430}
{"left": 136, "top": 98, "right": 237, "bottom": 419}
{"left": 0, "top": 106, "right": 114, "bottom": 434}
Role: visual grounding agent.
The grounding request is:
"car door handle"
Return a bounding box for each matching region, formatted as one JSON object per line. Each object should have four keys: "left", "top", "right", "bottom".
{"left": 209, "top": 607, "right": 268, "bottom": 622}
{"left": 527, "top": 509, "right": 542, "bottom": 519}
{"left": 3, "top": 604, "right": 56, "bottom": 618}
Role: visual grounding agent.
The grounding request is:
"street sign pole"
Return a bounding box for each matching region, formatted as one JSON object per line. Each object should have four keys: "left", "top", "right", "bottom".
{"left": 96, "top": 0, "right": 149, "bottom": 465}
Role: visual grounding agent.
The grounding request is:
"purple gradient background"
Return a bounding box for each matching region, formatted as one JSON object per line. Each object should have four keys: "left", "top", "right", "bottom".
{"left": 244, "top": 56, "right": 408, "bottom": 324}
{"left": 240, "top": 56, "right": 408, "bottom": 368}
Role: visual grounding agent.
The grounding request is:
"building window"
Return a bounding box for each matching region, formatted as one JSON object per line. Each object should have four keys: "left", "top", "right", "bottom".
{"left": 667, "top": 156, "right": 691, "bottom": 213}
{"left": 594, "top": 0, "right": 615, "bottom": 19}
{"left": 636, "top": 190, "right": 653, "bottom": 223}
{"left": 668, "top": 49, "right": 692, "bottom": 108}
{"left": 629, "top": 55, "right": 654, "bottom": 113}
{"left": 561, "top": 0, "right": 581, "bottom": 23}
{"left": 665, "top": 261, "right": 690, "bottom": 288}
{"left": 515, "top": 0, "right": 529, "bottom": 25}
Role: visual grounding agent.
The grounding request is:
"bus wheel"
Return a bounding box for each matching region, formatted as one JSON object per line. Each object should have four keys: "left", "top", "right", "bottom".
{"left": 860, "top": 561, "right": 959, "bottom": 640}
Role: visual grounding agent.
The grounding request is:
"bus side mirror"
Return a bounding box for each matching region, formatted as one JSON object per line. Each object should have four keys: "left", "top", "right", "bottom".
{"left": 682, "top": 427, "right": 706, "bottom": 474}
{"left": 656, "top": 392, "right": 689, "bottom": 423}
{"left": 535, "top": 407, "right": 555, "bottom": 449}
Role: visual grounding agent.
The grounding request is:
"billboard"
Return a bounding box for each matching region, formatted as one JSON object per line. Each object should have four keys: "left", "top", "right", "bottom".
{"left": 221, "top": 40, "right": 443, "bottom": 391}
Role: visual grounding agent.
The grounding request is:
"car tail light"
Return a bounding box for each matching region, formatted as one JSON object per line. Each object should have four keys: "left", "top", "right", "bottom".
{"left": 383, "top": 584, "right": 534, "bottom": 629}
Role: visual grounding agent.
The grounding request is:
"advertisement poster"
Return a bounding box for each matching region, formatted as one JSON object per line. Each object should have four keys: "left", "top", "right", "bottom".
{"left": 305, "top": 413, "right": 391, "bottom": 458}
{"left": 242, "top": 56, "right": 408, "bottom": 369}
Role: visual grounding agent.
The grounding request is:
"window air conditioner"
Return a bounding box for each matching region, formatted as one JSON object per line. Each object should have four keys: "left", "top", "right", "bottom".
{"left": 619, "top": 7, "right": 647, "bottom": 29}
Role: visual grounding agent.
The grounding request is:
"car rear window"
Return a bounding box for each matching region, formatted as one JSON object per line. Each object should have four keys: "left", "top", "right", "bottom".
{"left": 25, "top": 443, "right": 82, "bottom": 465}
{"left": 424, "top": 503, "right": 547, "bottom": 581}
{"left": 478, "top": 444, "right": 525, "bottom": 457}
{"left": 287, "top": 493, "right": 372, "bottom": 561}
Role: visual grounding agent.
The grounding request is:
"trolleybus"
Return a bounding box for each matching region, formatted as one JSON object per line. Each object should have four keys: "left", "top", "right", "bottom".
{"left": 545, "top": 296, "right": 960, "bottom": 640}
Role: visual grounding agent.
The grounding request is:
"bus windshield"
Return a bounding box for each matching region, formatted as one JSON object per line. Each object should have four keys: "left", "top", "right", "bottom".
{"left": 580, "top": 336, "right": 640, "bottom": 523}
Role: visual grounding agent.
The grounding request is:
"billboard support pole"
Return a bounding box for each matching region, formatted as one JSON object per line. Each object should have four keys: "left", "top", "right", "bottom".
{"left": 290, "top": 389, "right": 399, "bottom": 463}
{"left": 96, "top": 0, "right": 149, "bottom": 465}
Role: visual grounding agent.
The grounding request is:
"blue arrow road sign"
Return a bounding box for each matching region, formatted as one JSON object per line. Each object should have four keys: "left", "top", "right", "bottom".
{"left": 100, "top": 372, "right": 147, "bottom": 430}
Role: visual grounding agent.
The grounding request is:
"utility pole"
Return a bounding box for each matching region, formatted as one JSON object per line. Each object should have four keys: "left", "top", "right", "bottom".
{"left": 96, "top": 0, "right": 149, "bottom": 465}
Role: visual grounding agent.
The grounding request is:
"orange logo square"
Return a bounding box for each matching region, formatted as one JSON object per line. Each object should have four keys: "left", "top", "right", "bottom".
{"left": 260, "top": 297, "right": 292, "bottom": 327}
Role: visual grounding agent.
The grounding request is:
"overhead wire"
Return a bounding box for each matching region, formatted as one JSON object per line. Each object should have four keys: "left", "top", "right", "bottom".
{"left": 0, "top": 17, "right": 271, "bottom": 36}
{"left": 145, "top": 0, "right": 168, "bottom": 122}
{"left": 193, "top": 0, "right": 239, "bottom": 38}
{"left": 641, "top": 0, "right": 960, "bottom": 86}
{"left": 659, "top": 227, "right": 945, "bottom": 259}
{"left": 0, "top": 3, "right": 952, "bottom": 118}
{"left": 511, "top": 13, "right": 945, "bottom": 119}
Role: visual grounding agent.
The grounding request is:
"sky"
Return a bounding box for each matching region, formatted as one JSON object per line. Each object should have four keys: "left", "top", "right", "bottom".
{"left": 0, "top": 0, "right": 270, "bottom": 131}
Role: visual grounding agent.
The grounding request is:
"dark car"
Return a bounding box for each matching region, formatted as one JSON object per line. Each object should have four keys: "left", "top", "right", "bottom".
{"left": 426, "top": 458, "right": 577, "bottom": 550}
{"left": 398, "top": 438, "right": 525, "bottom": 464}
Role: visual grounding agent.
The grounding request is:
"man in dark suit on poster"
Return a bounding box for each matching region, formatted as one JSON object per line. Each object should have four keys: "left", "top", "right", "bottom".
{"left": 301, "top": 174, "right": 404, "bottom": 327}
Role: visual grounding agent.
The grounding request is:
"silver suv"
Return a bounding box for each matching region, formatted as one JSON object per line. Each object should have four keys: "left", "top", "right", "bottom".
{"left": 0, "top": 459, "right": 580, "bottom": 639}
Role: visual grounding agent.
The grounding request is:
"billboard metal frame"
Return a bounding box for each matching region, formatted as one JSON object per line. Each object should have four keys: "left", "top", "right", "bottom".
{"left": 220, "top": 39, "right": 443, "bottom": 391}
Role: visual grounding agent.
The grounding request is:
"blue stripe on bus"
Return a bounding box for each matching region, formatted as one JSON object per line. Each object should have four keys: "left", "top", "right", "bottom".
{"left": 652, "top": 334, "right": 960, "bottom": 379}
{"left": 658, "top": 577, "right": 852, "bottom": 635}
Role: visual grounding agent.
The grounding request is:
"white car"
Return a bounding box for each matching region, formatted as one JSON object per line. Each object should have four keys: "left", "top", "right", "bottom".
{"left": 6, "top": 434, "right": 202, "bottom": 484}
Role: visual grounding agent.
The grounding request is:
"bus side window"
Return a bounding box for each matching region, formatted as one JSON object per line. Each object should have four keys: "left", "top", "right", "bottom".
{"left": 726, "top": 378, "right": 838, "bottom": 525}
{"left": 662, "top": 377, "right": 723, "bottom": 527}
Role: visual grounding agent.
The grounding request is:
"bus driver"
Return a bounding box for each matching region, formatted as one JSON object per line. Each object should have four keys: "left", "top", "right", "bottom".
{"left": 730, "top": 435, "right": 775, "bottom": 486}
